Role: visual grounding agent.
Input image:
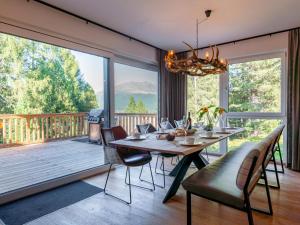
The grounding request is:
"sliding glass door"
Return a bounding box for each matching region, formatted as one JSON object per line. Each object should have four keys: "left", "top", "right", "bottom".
{"left": 113, "top": 62, "right": 159, "bottom": 134}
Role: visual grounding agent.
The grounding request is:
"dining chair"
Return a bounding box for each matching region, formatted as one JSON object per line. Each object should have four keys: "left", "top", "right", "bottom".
{"left": 174, "top": 119, "right": 184, "bottom": 128}
{"left": 159, "top": 121, "right": 175, "bottom": 130}
{"left": 101, "top": 126, "right": 155, "bottom": 204}
{"left": 136, "top": 123, "right": 179, "bottom": 188}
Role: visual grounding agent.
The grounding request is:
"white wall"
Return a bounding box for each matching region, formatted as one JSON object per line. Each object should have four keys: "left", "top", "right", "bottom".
{"left": 0, "top": 0, "right": 158, "bottom": 65}
{"left": 195, "top": 32, "right": 288, "bottom": 60}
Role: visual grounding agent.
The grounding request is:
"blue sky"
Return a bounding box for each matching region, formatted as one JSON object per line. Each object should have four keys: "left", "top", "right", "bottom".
{"left": 71, "top": 50, "right": 158, "bottom": 93}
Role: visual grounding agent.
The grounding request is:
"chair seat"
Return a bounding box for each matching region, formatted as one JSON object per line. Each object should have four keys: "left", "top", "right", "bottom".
{"left": 123, "top": 153, "right": 152, "bottom": 167}
{"left": 182, "top": 142, "right": 257, "bottom": 209}
{"left": 160, "top": 153, "right": 177, "bottom": 158}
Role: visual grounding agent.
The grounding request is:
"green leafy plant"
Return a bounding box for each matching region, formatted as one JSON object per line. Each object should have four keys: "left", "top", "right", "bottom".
{"left": 197, "top": 105, "right": 226, "bottom": 130}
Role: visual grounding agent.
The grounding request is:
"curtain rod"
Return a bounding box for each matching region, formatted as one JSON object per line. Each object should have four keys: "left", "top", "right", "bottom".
{"left": 0, "top": 21, "right": 113, "bottom": 55}
{"left": 179, "top": 26, "right": 300, "bottom": 54}
{"left": 31, "top": 0, "right": 161, "bottom": 50}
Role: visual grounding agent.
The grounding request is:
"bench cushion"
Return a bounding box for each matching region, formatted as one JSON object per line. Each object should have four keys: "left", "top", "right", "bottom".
{"left": 182, "top": 143, "right": 261, "bottom": 209}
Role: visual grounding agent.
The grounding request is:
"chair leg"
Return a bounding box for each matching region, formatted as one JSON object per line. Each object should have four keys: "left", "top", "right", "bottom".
{"left": 126, "top": 165, "right": 155, "bottom": 191}
{"left": 162, "top": 157, "right": 166, "bottom": 188}
{"left": 104, "top": 164, "right": 112, "bottom": 194}
{"left": 252, "top": 170, "right": 273, "bottom": 215}
{"left": 245, "top": 194, "right": 254, "bottom": 225}
{"left": 155, "top": 155, "right": 160, "bottom": 174}
{"left": 187, "top": 191, "right": 192, "bottom": 225}
{"left": 205, "top": 147, "right": 209, "bottom": 162}
{"left": 272, "top": 153, "right": 281, "bottom": 189}
{"left": 277, "top": 142, "right": 285, "bottom": 173}
{"left": 263, "top": 169, "right": 273, "bottom": 215}
{"left": 104, "top": 164, "right": 132, "bottom": 204}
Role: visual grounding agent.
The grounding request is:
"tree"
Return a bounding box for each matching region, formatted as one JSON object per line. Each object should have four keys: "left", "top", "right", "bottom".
{"left": 0, "top": 33, "right": 98, "bottom": 114}
{"left": 124, "top": 96, "right": 148, "bottom": 113}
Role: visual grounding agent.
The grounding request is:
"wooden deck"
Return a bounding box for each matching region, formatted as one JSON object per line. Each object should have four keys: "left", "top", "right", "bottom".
{"left": 0, "top": 138, "right": 106, "bottom": 204}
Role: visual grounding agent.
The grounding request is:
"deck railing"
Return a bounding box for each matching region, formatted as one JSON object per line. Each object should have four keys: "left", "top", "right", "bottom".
{"left": 0, "top": 112, "right": 158, "bottom": 147}
{"left": 0, "top": 113, "right": 88, "bottom": 147}
{"left": 114, "top": 113, "right": 158, "bottom": 135}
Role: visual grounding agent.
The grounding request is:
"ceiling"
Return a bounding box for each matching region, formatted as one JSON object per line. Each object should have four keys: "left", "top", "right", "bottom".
{"left": 40, "top": 0, "right": 300, "bottom": 51}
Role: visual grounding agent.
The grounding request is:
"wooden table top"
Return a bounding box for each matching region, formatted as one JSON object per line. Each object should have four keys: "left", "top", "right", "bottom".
{"left": 110, "top": 128, "right": 244, "bottom": 156}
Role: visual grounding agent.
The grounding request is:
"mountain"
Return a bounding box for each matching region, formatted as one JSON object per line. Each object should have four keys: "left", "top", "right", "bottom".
{"left": 115, "top": 81, "right": 156, "bottom": 94}
{"left": 95, "top": 81, "right": 158, "bottom": 113}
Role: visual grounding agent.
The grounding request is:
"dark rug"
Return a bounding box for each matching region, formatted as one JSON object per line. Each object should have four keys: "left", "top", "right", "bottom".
{"left": 0, "top": 181, "right": 103, "bottom": 225}
{"left": 72, "top": 137, "right": 101, "bottom": 145}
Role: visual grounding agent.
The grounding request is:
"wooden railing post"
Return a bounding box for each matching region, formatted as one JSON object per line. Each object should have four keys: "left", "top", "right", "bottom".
{"left": 26, "top": 116, "right": 30, "bottom": 144}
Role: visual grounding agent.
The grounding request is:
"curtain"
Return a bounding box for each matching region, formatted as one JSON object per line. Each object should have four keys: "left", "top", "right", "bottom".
{"left": 158, "top": 50, "right": 187, "bottom": 125}
{"left": 287, "top": 28, "right": 300, "bottom": 171}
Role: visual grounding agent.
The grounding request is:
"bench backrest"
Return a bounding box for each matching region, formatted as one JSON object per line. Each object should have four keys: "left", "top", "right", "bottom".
{"left": 236, "top": 124, "right": 285, "bottom": 192}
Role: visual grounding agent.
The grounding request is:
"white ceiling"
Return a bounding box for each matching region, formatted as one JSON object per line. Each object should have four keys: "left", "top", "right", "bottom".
{"left": 41, "top": 0, "right": 300, "bottom": 51}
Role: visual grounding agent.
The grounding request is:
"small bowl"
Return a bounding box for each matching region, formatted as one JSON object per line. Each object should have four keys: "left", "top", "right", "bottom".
{"left": 166, "top": 133, "right": 175, "bottom": 141}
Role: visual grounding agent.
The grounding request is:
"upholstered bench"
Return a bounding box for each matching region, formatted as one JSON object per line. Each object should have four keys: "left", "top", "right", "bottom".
{"left": 182, "top": 138, "right": 275, "bottom": 225}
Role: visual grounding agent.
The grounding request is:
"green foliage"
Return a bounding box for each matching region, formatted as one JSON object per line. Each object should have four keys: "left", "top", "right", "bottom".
{"left": 0, "top": 33, "right": 97, "bottom": 114}
{"left": 187, "top": 57, "right": 283, "bottom": 157}
{"left": 125, "top": 96, "right": 148, "bottom": 113}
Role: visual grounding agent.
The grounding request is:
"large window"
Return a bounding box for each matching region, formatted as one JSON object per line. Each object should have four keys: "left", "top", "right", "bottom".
{"left": 113, "top": 62, "right": 158, "bottom": 134}
{"left": 0, "top": 32, "right": 108, "bottom": 146}
{"left": 226, "top": 53, "right": 285, "bottom": 157}
{"left": 187, "top": 52, "right": 286, "bottom": 157}
{"left": 187, "top": 75, "right": 220, "bottom": 153}
{"left": 187, "top": 75, "right": 219, "bottom": 122}
{"left": 0, "top": 33, "right": 105, "bottom": 114}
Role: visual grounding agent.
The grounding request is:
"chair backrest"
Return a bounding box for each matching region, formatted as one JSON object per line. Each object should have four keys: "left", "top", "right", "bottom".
{"left": 263, "top": 124, "right": 285, "bottom": 167}
{"left": 236, "top": 148, "right": 260, "bottom": 191}
{"left": 111, "top": 126, "right": 128, "bottom": 140}
{"left": 101, "top": 128, "right": 115, "bottom": 146}
{"left": 236, "top": 124, "right": 285, "bottom": 193}
{"left": 136, "top": 123, "right": 157, "bottom": 134}
{"left": 174, "top": 120, "right": 184, "bottom": 128}
{"left": 160, "top": 121, "right": 174, "bottom": 130}
{"left": 100, "top": 128, "right": 123, "bottom": 165}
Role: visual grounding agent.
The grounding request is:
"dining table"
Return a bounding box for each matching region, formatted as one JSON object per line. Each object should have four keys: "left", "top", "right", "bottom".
{"left": 109, "top": 127, "right": 245, "bottom": 203}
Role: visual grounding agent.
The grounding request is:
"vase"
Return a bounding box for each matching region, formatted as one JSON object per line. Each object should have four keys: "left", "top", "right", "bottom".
{"left": 204, "top": 123, "right": 213, "bottom": 131}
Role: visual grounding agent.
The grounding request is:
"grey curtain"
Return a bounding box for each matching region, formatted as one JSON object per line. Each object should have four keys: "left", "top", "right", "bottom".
{"left": 287, "top": 28, "right": 300, "bottom": 171}
{"left": 158, "top": 50, "right": 187, "bottom": 124}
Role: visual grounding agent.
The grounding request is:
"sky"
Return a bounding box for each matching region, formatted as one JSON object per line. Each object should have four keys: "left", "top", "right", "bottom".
{"left": 71, "top": 50, "right": 158, "bottom": 92}
{"left": 71, "top": 50, "right": 104, "bottom": 93}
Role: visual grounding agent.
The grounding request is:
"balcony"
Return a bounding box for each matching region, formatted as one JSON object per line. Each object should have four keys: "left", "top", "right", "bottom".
{"left": 0, "top": 113, "right": 157, "bottom": 147}
{"left": 0, "top": 112, "right": 157, "bottom": 203}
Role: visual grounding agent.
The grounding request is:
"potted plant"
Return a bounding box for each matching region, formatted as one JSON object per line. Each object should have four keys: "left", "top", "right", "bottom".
{"left": 197, "top": 105, "right": 226, "bottom": 131}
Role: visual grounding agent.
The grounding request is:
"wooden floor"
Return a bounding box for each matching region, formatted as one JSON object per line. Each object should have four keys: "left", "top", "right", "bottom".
{"left": 0, "top": 138, "right": 105, "bottom": 195}
{"left": 18, "top": 157, "right": 300, "bottom": 225}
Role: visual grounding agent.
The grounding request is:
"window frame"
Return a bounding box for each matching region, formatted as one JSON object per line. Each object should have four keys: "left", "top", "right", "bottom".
{"left": 219, "top": 51, "right": 287, "bottom": 155}
{"left": 111, "top": 59, "right": 159, "bottom": 126}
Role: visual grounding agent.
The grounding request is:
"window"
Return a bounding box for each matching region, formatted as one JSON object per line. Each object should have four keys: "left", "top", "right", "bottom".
{"left": 187, "top": 75, "right": 220, "bottom": 153}
{"left": 113, "top": 62, "right": 158, "bottom": 134}
{"left": 0, "top": 32, "right": 108, "bottom": 146}
{"left": 187, "top": 75, "right": 219, "bottom": 122}
{"left": 228, "top": 57, "right": 281, "bottom": 113}
{"left": 187, "top": 52, "right": 286, "bottom": 158}
{"left": 225, "top": 53, "right": 286, "bottom": 158}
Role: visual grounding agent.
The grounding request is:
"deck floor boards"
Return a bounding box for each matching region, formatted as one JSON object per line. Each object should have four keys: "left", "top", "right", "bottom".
{"left": 0, "top": 139, "right": 105, "bottom": 194}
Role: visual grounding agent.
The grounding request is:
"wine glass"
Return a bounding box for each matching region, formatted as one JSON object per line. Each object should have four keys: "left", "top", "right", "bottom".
{"left": 160, "top": 117, "right": 168, "bottom": 131}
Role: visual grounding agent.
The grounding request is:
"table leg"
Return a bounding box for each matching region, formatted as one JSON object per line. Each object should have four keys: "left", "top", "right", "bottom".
{"left": 163, "top": 151, "right": 207, "bottom": 203}
{"left": 193, "top": 153, "right": 209, "bottom": 169}
{"left": 169, "top": 156, "right": 186, "bottom": 177}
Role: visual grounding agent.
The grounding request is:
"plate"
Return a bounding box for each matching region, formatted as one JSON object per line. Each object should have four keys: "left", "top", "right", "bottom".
{"left": 125, "top": 136, "right": 146, "bottom": 141}
{"left": 225, "top": 127, "right": 239, "bottom": 130}
{"left": 179, "top": 141, "right": 203, "bottom": 146}
{"left": 215, "top": 131, "right": 232, "bottom": 134}
{"left": 155, "top": 131, "right": 169, "bottom": 134}
{"left": 199, "top": 135, "right": 221, "bottom": 139}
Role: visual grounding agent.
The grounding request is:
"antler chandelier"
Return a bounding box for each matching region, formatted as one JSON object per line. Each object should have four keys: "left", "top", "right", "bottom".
{"left": 165, "top": 10, "right": 228, "bottom": 77}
